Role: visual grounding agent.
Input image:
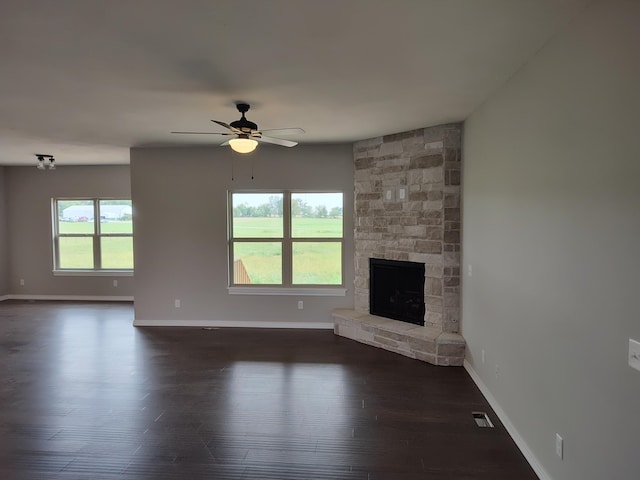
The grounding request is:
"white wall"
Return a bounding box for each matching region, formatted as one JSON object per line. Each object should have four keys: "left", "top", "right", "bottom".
{"left": 130, "top": 144, "right": 354, "bottom": 326}
{"left": 462, "top": 1, "right": 640, "bottom": 479}
{"left": 5, "top": 165, "right": 133, "bottom": 297}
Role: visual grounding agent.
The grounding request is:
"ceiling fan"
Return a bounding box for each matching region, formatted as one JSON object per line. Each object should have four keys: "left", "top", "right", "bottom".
{"left": 171, "top": 103, "right": 305, "bottom": 153}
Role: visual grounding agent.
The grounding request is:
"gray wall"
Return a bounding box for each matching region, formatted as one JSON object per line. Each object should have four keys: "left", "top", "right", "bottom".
{"left": 0, "top": 167, "right": 8, "bottom": 295}
{"left": 5, "top": 165, "right": 133, "bottom": 296}
{"left": 131, "top": 144, "right": 354, "bottom": 325}
{"left": 462, "top": 1, "right": 640, "bottom": 479}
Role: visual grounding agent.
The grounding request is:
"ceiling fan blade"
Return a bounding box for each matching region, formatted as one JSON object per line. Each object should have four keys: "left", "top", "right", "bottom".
{"left": 171, "top": 131, "right": 233, "bottom": 135}
{"left": 258, "top": 128, "right": 305, "bottom": 136}
{"left": 256, "top": 135, "right": 298, "bottom": 147}
{"left": 212, "top": 120, "right": 242, "bottom": 134}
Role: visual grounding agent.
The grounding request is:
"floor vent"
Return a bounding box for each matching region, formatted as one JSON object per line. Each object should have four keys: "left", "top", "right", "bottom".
{"left": 472, "top": 412, "right": 494, "bottom": 428}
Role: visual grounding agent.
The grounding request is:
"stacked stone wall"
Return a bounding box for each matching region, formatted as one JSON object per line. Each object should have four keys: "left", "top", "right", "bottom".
{"left": 353, "top": 123, "right": 462, "bottom": 333}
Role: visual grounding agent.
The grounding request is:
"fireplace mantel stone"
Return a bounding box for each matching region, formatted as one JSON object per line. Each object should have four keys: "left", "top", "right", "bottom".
{"left": 332, "top": 308, "right": 465, "bottom": 366}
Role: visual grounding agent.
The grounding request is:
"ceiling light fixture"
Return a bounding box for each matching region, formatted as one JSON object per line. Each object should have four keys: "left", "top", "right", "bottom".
{"left": 35, "top": 154, "right": 56, "bottom": 170}
{"left": 228, "top": 135, "right": 258, "bottom": 154}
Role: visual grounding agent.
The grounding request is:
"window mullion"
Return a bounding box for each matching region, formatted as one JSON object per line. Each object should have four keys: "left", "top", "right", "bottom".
{"left": 94, "top": 199, "right": 101, "bottom": 269}
{"left": 283, "top": 192, "right": 292, "bottom": 287}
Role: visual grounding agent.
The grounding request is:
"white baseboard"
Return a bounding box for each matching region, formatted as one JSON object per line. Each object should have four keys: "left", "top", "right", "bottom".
{"left": 463, "top": 360, "right": 550, "bottom": 480}
{"left": 133, "top": 319, "right": 334, "bottom": 329}
{"left": 4, "top": 294, "right": 134, "bottom": 302}
{"left": 0, "top": 295, "right": 10, "bottom": 302}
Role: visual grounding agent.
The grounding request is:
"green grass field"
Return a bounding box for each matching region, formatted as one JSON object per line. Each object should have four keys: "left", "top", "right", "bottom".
{"left": 57, "top": 217, "right": 342, "bottom": 279}
{"left": 233, "top": 216, "right": 342, "bottom": 238}
{"left": 59, "top": 221, "right": 133, "bottom": 234}
{"left": 233, "top": 217, "right": 343, "bottom": 284}
{"left": 58, "top": 221, "right": 133, "bottom": 269}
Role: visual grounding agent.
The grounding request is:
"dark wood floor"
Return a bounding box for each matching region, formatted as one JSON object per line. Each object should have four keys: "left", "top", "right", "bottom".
{"left": 0, "top": 301, "right": 537, "bottom": 479}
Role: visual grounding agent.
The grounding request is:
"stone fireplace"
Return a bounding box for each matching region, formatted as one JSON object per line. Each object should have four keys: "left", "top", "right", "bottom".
{"left": 333, "top": 123, "right": 465, "bottom": 366}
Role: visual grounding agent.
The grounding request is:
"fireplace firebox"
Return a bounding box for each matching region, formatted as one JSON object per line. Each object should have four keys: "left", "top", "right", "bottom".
{"left": 369, "top": 258, "right": 425, "bottom": 326}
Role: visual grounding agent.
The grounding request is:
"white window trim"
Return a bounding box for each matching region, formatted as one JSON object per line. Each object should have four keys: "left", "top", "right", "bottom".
{"left": 228, "top": 287, "right": 347, "bottom": 296}
{"left": 53, "top": 270, "right": 134, "bottom": 277}
{"left": 52, "top": 197, "right": 134, "bottom": 274}
{"left": 228, "top": 190, "right": 345, "bottom": 291}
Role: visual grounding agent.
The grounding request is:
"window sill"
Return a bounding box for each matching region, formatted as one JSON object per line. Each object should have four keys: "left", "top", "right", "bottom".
{"left": 53, "top": 270, "right": 134, "bottom": 277}
{"left": 228, "top": 287, "right": 346, "bottom": 296}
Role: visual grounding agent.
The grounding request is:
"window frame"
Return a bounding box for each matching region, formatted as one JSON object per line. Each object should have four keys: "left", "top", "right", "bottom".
{"left": 52, "top": 197, "right": 134, "bottom": 276}
{"left": 228, "top": 190, "right": 346, "bottom": 296}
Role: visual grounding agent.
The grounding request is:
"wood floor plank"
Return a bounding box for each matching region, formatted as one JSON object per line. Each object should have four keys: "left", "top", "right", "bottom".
{"left": 0, "top": 300, "right": 537, "bottom": 479}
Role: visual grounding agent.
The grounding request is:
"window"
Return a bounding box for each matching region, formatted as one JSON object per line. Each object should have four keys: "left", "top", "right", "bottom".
{"left": 53, "top": 198, "right": 133, "bottom": 273}
{"left": 229, "top": 191, "right": 343, "bottom": 290}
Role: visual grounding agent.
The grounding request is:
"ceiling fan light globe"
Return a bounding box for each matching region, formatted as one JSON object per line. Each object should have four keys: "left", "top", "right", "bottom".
{"left": 229, "top": 137, "right": 258, "bottom": 154}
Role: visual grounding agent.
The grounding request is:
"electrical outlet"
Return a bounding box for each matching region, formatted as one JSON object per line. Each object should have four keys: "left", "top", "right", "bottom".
{"left": 397, "top": 186, "right": 407, "bottom": 201}
{"left": 113, "top": 279, "right": 118, "bottom": 287}
{"left": 495, "top": 364, "right": 501, "bottom": 378}
{"left": 482, "top": 349, "right": 485, "bottom": 364}
{"left": 555, "top": 433, "right": 563, "bottom": 459}
{"left": 468, "top": 264, "right": 472, "bottom": 277}
{"left": 297, "top": 301, "right": 303, "bottom": 310}
{"left": 19, "top": 279, "right": 25, "bottom": 286}
{"left": 174, "top": 299, "right": 181, "bottom": 308}
{"left": 629, "top": 339, "right": 640, "bottom": 372}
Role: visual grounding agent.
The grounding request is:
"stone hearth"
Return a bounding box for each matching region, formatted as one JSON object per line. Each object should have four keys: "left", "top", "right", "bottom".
{"left": 333, "top": 123, "right": 465, "bottom": 366}
{"left": 333, "top": 309, "right": 465, "bottom": 366}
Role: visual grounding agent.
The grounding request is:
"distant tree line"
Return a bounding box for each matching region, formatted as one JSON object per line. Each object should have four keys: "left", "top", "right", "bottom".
{"left": 234, "top": 195, "right": 342, "bottom": 218}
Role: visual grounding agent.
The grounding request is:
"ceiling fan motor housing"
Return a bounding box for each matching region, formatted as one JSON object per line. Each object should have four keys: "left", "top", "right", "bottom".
{"left": 230, "top": 118, "right": 258, "bottom": 132}
{"left": 231, "top": 103, "right": 258, "bottom": 133}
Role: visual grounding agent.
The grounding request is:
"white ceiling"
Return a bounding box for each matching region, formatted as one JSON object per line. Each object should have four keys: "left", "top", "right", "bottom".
{"left": 0, "top": 0, "right": 591, "bottom": 166}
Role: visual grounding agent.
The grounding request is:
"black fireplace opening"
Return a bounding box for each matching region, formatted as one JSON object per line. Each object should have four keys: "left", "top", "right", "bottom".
{"left": 369, "top": 258, "right": 425, "bottom": 326}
